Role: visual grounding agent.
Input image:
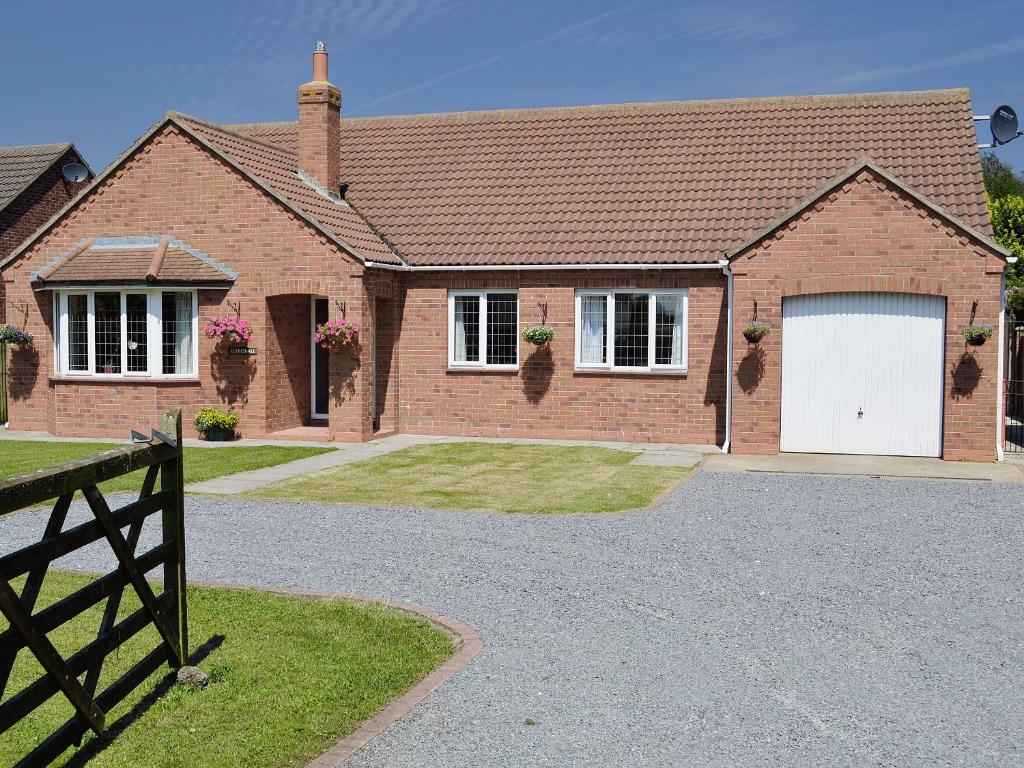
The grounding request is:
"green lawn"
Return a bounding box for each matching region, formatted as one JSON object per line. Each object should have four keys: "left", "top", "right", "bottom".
{"left": 0, "top": 441, "right": 334, "bottom": 492}
{"left": 249, "top": 442, "right": 688, "bottom": 514}
{"left": 1, "top": 571, "right": 454, "bottom": 768}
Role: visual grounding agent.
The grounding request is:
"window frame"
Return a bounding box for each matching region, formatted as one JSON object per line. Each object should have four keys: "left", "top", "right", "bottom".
{"left": 574, "top": 289, "right": 689, "bottom": 373}
{"left": 53, "top": 288, "right": 199, "bottom": 379}
{"left": 447, "top": 289, "right": 520, "bottom": 370}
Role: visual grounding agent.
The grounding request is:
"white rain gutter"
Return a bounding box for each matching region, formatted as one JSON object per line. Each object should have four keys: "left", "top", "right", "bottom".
{"left": 997, "top": 259, "right": 1016, "bottom": 461}
{"left": 719, "top": 259, "right": 734, "bottom": 454}
{"left": 363, "top": 261, "right": 726, "bottom": 272}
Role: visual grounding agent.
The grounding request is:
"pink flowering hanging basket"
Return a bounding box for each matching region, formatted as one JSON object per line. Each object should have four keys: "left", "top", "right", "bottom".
{"left": 203, "top": 316, "right": 253, "bottom": 347}
{"left": 314, "top": 319, "right": 360, "bottom": 349}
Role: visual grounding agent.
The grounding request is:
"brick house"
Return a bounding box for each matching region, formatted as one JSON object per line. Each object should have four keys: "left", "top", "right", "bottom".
{"left": 0, "top": 143, "right": 92, "bottom": 321}
{"left": 0, "top": 44, "right": 1013, "bottom": 460}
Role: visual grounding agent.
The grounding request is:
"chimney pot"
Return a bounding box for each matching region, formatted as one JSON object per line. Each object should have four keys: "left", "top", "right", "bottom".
{"left": 312, "top": 41, "right": 329, "bottom": 82}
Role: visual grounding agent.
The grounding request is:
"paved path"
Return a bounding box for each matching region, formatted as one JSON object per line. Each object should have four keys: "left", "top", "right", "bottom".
{"left": 2, "top": 472, "right": 1020, "bottom": 767}
{"left": 186, "top": 436, "right": 714, "bottom": 494}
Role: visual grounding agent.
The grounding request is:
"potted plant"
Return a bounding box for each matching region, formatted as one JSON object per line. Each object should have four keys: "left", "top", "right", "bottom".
{"left": 521, "top": 325, "right": 555, "bottom": 346}
{"left": 742, "top": 322, "right": 771, "bottom": 344}
{"left": 203, "top": 316, "right": 253, "bottom": 347}
{"left": 0, "top": 324, "right": 33, "bottom": 347}
{"left": 314, "top": 319, "right": 360, "bottom": 349}
{"left": 962, "top": 324, "right": 993, "bottom": 347}
{"left": 193, "top": 406, "right": 240, "bottom": 441}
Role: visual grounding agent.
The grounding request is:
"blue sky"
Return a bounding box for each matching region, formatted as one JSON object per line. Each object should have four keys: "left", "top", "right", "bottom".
{"left": 2, "top": 0, "right": 1023, "bottom": 172}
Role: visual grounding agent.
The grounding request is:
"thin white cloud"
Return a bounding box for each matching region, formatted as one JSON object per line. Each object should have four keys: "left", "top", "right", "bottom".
{"left": 832, "top": 37, "right": 1024, "bottom": 88}
{"left": 349, "top": 55, "right": 501, "bottom": 113}
{"left": 520, "top": 1, "right": 645, "bottom": 50}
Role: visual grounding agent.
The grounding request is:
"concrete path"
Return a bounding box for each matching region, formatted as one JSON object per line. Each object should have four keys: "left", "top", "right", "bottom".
{"left": 2, "top": 473, "right": 1019, "bottom": 767}
{"left": 703, "top": 451, "right": 1023, "bottom": 482}
{"left": 186, "top": 435, "right": 715, "bottom": 494}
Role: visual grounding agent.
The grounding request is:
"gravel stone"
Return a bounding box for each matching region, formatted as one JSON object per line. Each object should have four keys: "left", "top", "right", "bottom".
{"left": 2, "top": 472, "right": 1021, "bottom": 767}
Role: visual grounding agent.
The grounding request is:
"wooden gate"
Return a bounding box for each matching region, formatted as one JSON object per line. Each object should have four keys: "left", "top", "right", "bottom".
{"left": 0, "top": 407, "right": 188, "bottom": 767}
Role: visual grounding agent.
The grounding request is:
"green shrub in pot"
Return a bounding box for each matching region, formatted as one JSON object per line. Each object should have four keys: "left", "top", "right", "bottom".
{"left": 193, "top": 406, "right": 240, "bottom": 441}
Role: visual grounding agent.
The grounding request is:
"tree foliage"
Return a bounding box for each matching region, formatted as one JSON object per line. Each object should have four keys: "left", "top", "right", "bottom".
{"left": 982, "top": 154, "right": 1024, "bottom": 200}
{"left": 990, "top": 193, "right": 1024, "bottom": 315}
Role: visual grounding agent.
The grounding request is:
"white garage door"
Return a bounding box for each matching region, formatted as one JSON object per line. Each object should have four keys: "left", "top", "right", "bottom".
{"left": 781, "top": 292, "right": 945, "bottom": 457}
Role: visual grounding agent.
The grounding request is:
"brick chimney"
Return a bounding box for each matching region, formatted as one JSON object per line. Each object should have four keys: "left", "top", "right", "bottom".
{"left": 297, "top": 42, "right": 341, "bottom": 192}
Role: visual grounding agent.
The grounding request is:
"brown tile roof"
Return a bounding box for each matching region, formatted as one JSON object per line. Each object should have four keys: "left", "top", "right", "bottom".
{"left": 33, "top": 236, "right": 236, "bottom": 285}
{"left": 0, "top": 143, "right": 72, "bottom": 212}
{"left": 227, "top": 89, "right": 991, "bottom": 267}
{"left": 171, "top": 115, "right": 403, "bottom": 265}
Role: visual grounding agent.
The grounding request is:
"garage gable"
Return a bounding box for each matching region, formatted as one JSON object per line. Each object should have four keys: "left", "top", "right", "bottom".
{"left": 728, "top": 158, "right": 1010, "bottom": 268}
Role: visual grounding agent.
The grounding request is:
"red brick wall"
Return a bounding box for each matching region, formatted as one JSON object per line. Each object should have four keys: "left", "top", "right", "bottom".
{"left": 0, "top": 148, "right": 89, "bottom": 322}
{"left": 2, "top": 125, "right": 365, "bottom": 439}
{"left": 729, "top": 169, "right": 1005, "bottom": 460}
{"left": 396, "top": 269, "right": 728, "bottom": 443}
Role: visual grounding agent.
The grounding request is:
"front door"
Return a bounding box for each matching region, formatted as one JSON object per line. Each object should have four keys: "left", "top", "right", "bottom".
{"left": 311, "top": 298, "right": 329, "bottom": 419}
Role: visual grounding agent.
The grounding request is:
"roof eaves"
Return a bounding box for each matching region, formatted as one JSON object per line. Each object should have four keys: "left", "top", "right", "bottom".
{"left": 725, "top": 156, "right": 1011, "bottom": 261}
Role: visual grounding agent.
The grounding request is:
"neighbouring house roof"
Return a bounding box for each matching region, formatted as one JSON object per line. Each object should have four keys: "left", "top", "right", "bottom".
{"left": 225, "top": 88, "right": 995, "bottom": 267}
{"left": 0, "top": 143, "right": 81, "bottom": 214}
{"left": 31, "top": 236, "right": 237, "bottom": 287}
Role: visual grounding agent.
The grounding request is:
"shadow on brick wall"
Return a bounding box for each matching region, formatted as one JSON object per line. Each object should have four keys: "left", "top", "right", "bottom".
{"left": 211, "top": 347, "right": 256, "bottom": 407}
{"left": 8, "top": 344, "right": 39, "bottom": 401}
{"left": 522, "top": 345, "right": 553, "bottom": 405}
{"left": 737, "top": 346, "right": 766, "bottom": 394}
{"left": 951, "top": 352, "right": 982, "bottom": 400}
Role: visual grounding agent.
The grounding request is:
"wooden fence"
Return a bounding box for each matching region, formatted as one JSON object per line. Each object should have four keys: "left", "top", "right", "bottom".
{"left": 0, "top": 407, "right": 188, "bottom": 767}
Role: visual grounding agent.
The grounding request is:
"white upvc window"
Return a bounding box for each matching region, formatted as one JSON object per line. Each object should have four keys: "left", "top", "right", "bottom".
{"left": 575, "top": 289, "right": 688, "bottom": 372}
{"left": 53, "top": 289, "right": 198, "bottom": 378}
{"left": 447, "top": 290, "right": 519, "bottom": 369}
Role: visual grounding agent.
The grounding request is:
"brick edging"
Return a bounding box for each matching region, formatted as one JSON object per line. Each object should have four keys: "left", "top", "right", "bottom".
{"left": 191, "top": 580, "right": 482, "bottom": 767}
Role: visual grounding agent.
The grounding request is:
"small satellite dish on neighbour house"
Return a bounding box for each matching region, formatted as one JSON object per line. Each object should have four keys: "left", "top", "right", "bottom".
{"left": 976, "top": 105, "right": 1023, "bottom": 148}
{"left": 61, "top": 163, "right": 89, "bottom": 183}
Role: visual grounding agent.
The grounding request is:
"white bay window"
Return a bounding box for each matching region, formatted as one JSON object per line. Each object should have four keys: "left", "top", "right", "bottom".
{"left": 448, "top": 290, "right": 518, "bottom": 369}
{"left": 54, "top": 289, "right": 198, "bottom": 378}
{"left": 575, "top": 289, "right": 688, "bottom": 371}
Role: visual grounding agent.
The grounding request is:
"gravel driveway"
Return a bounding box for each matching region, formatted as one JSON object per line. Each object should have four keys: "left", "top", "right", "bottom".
{"left": 2, "top": 472, "right": 1021, "bottom": 767}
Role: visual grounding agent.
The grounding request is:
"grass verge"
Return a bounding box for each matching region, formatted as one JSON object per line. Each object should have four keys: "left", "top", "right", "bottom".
{"left": 1, "top": 571, "right": 454, "bottom": 768}
{"left": 248, "top": 442, "right": 688, "bottom": 513}
{"left": 0, "top": 441, "right": 334, "bottom": 492}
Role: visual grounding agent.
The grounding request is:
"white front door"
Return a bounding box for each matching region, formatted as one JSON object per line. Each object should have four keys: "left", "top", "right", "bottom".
{"left": 311, "top": 297, "right": 329, "bottom": 419}
{"left": 780, "top": 292, "right": 945, "bottom": 457}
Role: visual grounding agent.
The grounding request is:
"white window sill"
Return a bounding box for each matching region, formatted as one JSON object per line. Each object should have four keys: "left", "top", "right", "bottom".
{"left": 50, "top": 375, "right": 201, "bottom": 385}
{"left": 446, "top": 365, "right": 519, "bottom": 374}
{"left": 573, "top": 367, "right": 689, "bottom": 377}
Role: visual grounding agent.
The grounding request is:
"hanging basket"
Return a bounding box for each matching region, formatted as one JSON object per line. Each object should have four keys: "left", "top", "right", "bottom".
{"left": 204, "top": 316, "right": 253, "bottom": 347}
{"left": 0, "top": 324, "right": 33, "bottom": 346}
{"left": 314, "top": 319, "right": 360, "bottom": 349}
{"left": 521, "top": 325, "right": 554, "bottom": 346}
{"left": 962, "top": 324, "right": 993, "bottom": 347}
{"left": 741, "top": 322, "right": 771, "bottom": 344}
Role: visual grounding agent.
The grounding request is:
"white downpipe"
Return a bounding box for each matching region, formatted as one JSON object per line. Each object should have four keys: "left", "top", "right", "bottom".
{"left": 997, "top": 269, "right": 1007, "bottom": 461}
{"left": 720, "top": 259, "right": 734, "bottom": 453}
